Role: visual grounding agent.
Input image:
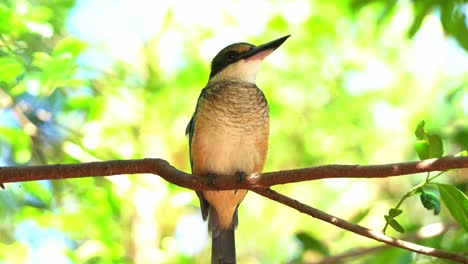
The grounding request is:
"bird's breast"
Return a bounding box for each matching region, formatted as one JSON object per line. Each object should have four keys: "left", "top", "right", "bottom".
{"left": 191, "top": 82, "right": 269, "bottom": 177}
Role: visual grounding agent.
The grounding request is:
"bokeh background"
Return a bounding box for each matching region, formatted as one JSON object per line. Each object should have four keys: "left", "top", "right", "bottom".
{"left": 0, "top": 0, "right": 467, "bottom": 263}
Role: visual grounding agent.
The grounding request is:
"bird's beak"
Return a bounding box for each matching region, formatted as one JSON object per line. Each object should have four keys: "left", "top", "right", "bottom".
{"left": 241, "top": 35, "right": 290, "bottom": 62}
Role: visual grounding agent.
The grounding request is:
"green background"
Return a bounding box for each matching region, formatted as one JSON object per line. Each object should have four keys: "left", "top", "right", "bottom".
{"left": 0, "top": 0, "right": 467, "bottom": 263}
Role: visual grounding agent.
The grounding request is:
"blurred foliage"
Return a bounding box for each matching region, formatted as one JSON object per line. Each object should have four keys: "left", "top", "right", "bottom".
{"left": 351, "top": 0, "right": 468, "bottom": 51}
{"left": 0, "top": 0, "right": 467, "bottom": 263}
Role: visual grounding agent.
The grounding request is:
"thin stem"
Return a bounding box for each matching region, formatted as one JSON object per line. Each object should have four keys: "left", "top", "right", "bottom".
{"left": 382, "top": 181, "right": 425, "bottom": 233}
{"left": 427, "top": 170, "right": 446, "bottom": 182}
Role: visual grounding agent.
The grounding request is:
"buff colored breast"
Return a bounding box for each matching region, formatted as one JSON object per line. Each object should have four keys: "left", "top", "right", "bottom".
{"left": 190, "top": 81, "right": 269, "bottom": 229}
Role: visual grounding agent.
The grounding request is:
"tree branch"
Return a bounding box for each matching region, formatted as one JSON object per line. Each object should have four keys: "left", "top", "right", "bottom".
{"left": 0, "top": 156, "right": 467, "bottom": 190}
{"left": 0, "top": 156, "right": 467, "bottom": 261}
{"left": 252, "top": 188, "right": 468, "bottom": 263}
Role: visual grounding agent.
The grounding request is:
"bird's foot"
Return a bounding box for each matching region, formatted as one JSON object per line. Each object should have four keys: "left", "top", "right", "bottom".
{"left": 235, "top": 170, "right": 247, "bottom": 182}
{"left": 234, "top": 170, "right": 247, "bottom": 194}
{"left": 207, "top": 172, "right": 217, "bottom": 188}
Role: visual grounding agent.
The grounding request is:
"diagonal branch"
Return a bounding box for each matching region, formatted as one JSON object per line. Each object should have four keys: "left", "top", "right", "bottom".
{"left": 251, "top": 188, "right": 468, "bottom": 263}
{"left": 0, "top": 156, "right": 467, "bottom": 190}
{"left": 312, "top": 222, "right": 460, "bottom": 264}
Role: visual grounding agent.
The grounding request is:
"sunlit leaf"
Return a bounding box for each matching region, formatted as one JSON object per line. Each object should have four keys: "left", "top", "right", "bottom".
{"left": 65, "top": 95, "right": 94, "bottom": 110}
{"left": 32, "top": 52, "right": 52, "bottom": 70}
{"left": 9, "top": 82, "right": 27, "bottom": 95}
{"left": 0, "top": 57, "right": 24, "bottom": 83}
{"left": 0, "top": 127, "right": 32, "bottom": 164}
{"left": 437, "top": 184, "right": 468, "bottom": 233}
{"left": 414, "top": 140, "right": 429, "bottom": 160}
{"left": 0, "top": 127, "right": 31, "bottom": 149}
{"left": 23, "top": 181, "right": 53, "bottom": 206}
{"left": 413, "top": 121, "right": 444, "bottom": 160}
{"left": 27, "top": 6, "right": 53, "bottom": 22}
{"left": 0, "top": 5, "right": 14, "bottom": 33}
{"left": 53, "top": 37, "right": 87, "bottom": 58}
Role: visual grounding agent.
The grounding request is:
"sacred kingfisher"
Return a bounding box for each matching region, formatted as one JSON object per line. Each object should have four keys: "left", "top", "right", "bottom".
{"left": 186, "top": 35, "right": 290, "bottom": 263}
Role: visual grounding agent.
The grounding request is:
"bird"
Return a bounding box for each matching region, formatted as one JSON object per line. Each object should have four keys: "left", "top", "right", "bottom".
{"left": 186, "top": 35, "right": 290, "bottom": 263}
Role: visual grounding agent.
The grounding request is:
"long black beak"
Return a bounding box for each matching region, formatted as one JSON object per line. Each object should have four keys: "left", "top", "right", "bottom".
{"left": 241, "top": 35, "right": 290, "bottom": 61}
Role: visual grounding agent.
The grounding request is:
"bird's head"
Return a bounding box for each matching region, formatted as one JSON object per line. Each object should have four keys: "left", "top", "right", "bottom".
{"left": 208, "top": 35, "right": 290, "bottom": 83}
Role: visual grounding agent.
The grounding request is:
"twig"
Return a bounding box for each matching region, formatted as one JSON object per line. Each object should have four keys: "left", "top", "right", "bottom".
{"left": 252, "top": 188, "right": 468, "bottom": 263}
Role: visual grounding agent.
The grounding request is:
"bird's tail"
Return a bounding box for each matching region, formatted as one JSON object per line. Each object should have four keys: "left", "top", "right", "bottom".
{"left": 209, "top": 207, "right": 237, "bottom": 264}
{"left": 212, "top": 229, "right": 236, "bottom": 264}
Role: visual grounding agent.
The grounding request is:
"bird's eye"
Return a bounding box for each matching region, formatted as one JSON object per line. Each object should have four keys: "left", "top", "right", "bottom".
{"left": 226, "top": 51, "right": 238, "bottom": 60}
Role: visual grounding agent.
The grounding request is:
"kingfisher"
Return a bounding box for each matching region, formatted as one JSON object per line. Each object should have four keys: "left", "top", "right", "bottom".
{"left": 186, "top": 35, "right": 290, "bottom": 263}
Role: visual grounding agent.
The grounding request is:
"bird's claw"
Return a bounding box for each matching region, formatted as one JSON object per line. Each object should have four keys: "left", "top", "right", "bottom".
{"left": 234, "top": 170, "right": 247, "bottom": 194}
{"left": 235, "top": 170, "right": 247, "bottom": 182}
{"left": 207, "top": 172, "right": 217, "bottom": 188}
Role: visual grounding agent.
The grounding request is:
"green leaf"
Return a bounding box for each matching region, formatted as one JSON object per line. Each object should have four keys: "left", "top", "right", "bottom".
{"left": 32, "top": 52, "right": 52, "bottom": 70}
{"left": 295, "top": 231, "right": 329, "bottom": 256}
{"left": 407, "top": 0, "right": 435, "bottom": 38}
{"left": 427, "top": 134, "right": 444, "bottom": 158}
{"left": 389, "top": 208, "right": 403, "bottom": 218}
{"left": 384, "top": 215, "right": 405, "bottom": 233}
{"left": 27, "top": 6, "right": 53, "bottom": 22}
{"left": 414, "top": 140, "right": 430, "bottom": 160}
{"left": 440, "top": 0, "right": 468, "bottom": 52}
{"left": 0, "top": 57, "right": 25, "bottom": 83}
{"left": 0, "top": 127, "right": 32, "bottom": 163}
{"left": 53, "top": 37, "right": 87, "bottom": 58}
{"left": 419, "top": 191, "right": 441, "bottom": 215}
{"left": 437, "top": 184, "right": 468, "bottom": 233}
{"left": 65, "top": 95, "right": 94, "bottom": 110}
{"left": 413, "top": 120, "right": 444, "bottom": 160}
{"left": 0, "top": 5, "right": 13, "bottom": 33}
{"left": 0, "top": 127, "right": 30, "bottom": 149}
{"left": 23, "top": 181, "right": 53, "bottom": 205}
{"left": 414, "top": 120, "right": 426, "bottom": 140}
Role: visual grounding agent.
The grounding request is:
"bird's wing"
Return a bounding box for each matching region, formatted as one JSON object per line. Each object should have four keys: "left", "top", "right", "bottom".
{"left": 186, "top": 92, "right": 210, "bottom": 221}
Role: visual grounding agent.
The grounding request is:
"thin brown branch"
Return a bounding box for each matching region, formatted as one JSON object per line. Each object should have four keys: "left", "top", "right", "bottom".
{"left": 0, "top": 159, "right": 194, "bottom": 187}
{"left": 0, "top": 156, "right": 467, "bottom": 190}
{"left": 310, "top": 222, "right": 461, "bottom": 264}
{"left": 258, "top": 155, "right": 468, "bottom": 187}
{"left": 252, "top": 188, "right": 468, "bottom": 263}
